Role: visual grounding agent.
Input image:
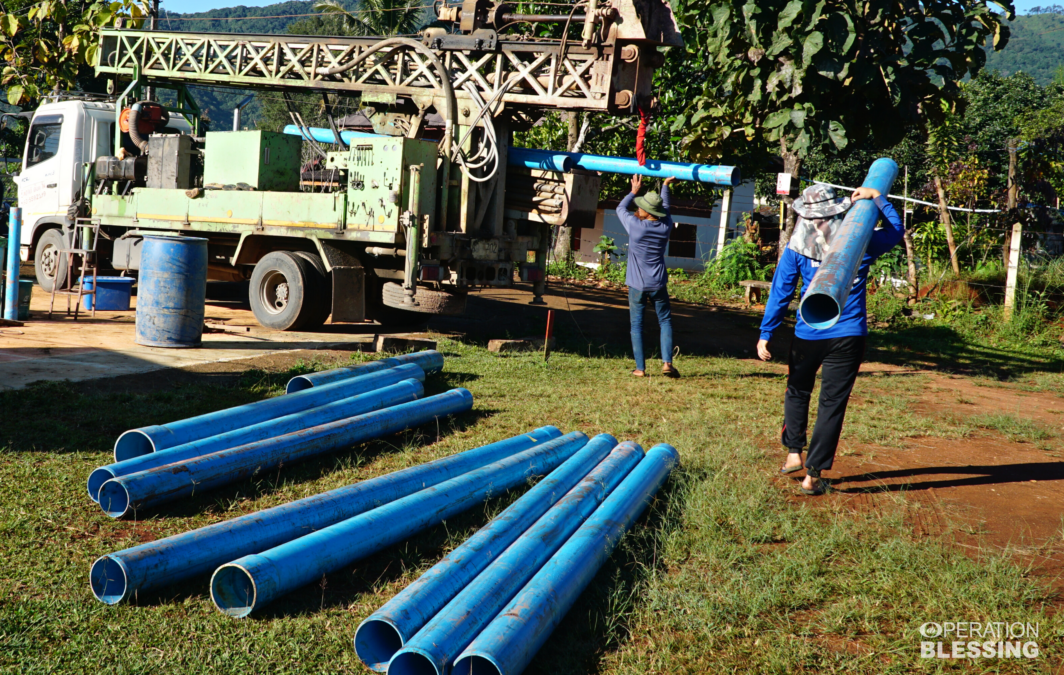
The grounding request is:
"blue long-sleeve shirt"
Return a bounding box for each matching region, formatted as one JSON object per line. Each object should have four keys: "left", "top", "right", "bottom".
{"left": 617, "top": 186, "right": 672, "bottom": 291}
{"left": 760, "top": 195, "right": 904, "bottom": 342}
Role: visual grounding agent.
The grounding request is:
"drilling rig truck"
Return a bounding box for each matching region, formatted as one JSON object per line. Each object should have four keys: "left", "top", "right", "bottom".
{"left": 14, "top": 0, "right": 684, "bottom": 330}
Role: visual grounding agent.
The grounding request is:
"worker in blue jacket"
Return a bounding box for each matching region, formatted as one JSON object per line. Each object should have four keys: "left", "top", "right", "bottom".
{"left": 617, "top": 174, "right": 680, "bottom": 378}
{"left": 757, "top": 183, "right": 904, "bottom": 495}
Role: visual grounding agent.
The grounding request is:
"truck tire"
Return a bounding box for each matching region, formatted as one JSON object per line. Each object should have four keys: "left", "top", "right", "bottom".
{"left": 292, "top": 251, "right": 332, "bottom": 328}
{"left": 249, "top": 251, "right": 315, "bottom": 331}
{"left": 34, "top": 228, "right": 68, "bottom": 292}
{"left": 380, "top": 282, "right": 467, "bottom": 315}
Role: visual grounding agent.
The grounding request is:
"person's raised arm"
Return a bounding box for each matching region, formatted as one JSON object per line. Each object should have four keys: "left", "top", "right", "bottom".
{"left": 757, "top": 247, "right": 801, "bottom": 360}
{"left": 616, "top": 174, "right": 642, "bottom": 234}
{"left": 853, "top": 187, "right": 904, "bottom": 258}
{"left": 661, "top": 176, "right": 674, "bottom": 213}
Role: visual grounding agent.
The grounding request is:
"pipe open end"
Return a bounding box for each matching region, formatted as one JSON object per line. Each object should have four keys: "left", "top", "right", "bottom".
{"left": 211, "top": 564, "right": 257, "bottom": 618}
{"left": 90, "top": 556, "right": 129, "bottom": 605}
{"left": 451, "top": 654, "right": 503, "bottom": 675}
{"left": 98, "top": 481, "right": 131, "bottom": 519}
{"left": 87, "top": 468, "right": 116, "bottom": 502}
{"left": 354, "top": 619, "right": 405, "bottom": 672}
{"left": 799, "top": 293, "right": 842, "bottom": 331}
{"left": 285, "top": 376, "right": 314, "bottom": 394}
{"left": 387, "top": 650, "right": 443, "bottom": 675}
{"left": 113, "top": 430, "right": 156, "bottom": 461}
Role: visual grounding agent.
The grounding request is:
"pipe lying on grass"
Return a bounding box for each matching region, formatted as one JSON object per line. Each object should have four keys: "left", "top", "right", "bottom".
{"left": 798, "top": 158, "right": 900, "bottom": 330}
{"left": 286, "top": 350, "right": 445, "bottom": 394}
{"left": 114, "top": 364, "right": 429, "bottom": 461}
{"left": 89, "top": 426, "right": 564, "bottom": 605}
{"left": 452, "top": 444, "right": 678, "bottom": 675}
{"left": 210, "top": 432, "right": 595, "bottom": 617}
{"left": 354, "top": 433, "right": 620, "bottom": 671}
{"left": 97, "top": 389, "right": 474, "bottom": 519}
{"left": 89, "top": 375, "right": 424, "bottom": 502}
{"left": 388, "top": 442, "right": 643, "bottom": 675}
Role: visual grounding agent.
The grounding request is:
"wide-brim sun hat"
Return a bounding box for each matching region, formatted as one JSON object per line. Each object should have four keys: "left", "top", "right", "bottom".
{"left": 792, "top": 183, "right": 851, "bottom": 219}
{"left": 633, "top": 192, "right": 667, "bottom": 218}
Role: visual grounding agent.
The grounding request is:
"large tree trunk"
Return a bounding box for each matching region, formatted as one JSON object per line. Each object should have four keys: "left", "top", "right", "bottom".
{"left": 932, "top": 176, "right": 960, "bottom": 275}
{"left": 778, "top": 142, "right": 801, "bottom": 261}
{"left": 553, "top": 112, "right": 582, "bottom": 261}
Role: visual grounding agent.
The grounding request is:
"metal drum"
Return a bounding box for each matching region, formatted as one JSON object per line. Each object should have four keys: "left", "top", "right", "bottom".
{"left": 135, "top": 235, "right": 208, "bottom": 348}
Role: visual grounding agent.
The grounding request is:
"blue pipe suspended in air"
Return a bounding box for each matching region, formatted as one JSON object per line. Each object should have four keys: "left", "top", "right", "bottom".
{"left": 114, "top": 363, "right": 430, "bottom": 461}
{"left": 210, "top": 431, "right": 593, "bottom": 617}
{"left": 97, "top": 389, "right": 474, "bottom": 519}
{"left": 89, "top": 426, "right": 563, "bottom": 605}
{"left": 281, "top": 125, "right": 738, "bottom": 185}
{"left": 285, "top": 350, "right": 444, "bottom": 393}
{"left": 798, "top": 158, "right": 900, "bottom": 330}
{"left": 354, "top": 433, "right": 620, "bottom": 671}
{"left": 452, "top": 443, "right": 679, "bottom": 675}
{"left": 88, "top": 376, "right": 424, "bottom": 502}
{"left": 387, "top": 442, "right": 644, "bottom": 675}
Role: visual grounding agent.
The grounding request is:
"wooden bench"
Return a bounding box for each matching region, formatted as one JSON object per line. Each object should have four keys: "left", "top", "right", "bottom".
{"left": 739, "top": 280, "right": 771, "bottom": 304}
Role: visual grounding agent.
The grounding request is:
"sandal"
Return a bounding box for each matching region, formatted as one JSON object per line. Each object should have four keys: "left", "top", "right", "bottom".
{"left": 780, "top": 452, "right": 805, "bottom": 475}
{"left": 631, "top": 369, "right": 646, "bottom": 377}
{"left": 662, "top": 364, "right": 680, "bottom": 379}
{"left": 799, "top": 472, "right": 829, "bottom": 496}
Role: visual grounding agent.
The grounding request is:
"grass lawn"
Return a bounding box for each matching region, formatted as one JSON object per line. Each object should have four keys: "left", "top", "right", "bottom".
{"left": 1, "top": 337, "right": 1061, "bottom": 673}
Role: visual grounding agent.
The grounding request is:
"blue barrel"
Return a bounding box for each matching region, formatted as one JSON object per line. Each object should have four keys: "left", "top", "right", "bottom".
{"left": 135, "top": 236, "right": 208, "bottom": 348}
{"left": 83, "top": 276, "right": 135, "bottom": 311}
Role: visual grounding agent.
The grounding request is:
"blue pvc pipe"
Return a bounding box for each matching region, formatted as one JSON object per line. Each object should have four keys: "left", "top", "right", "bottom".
{"left": 354, "top": 433, "right": 621, "bottom": 671}
{"left": 452, "top": 443, "right": 679, "bottom": 675}
{"left": 281, "top": 125, "right": 737, "bottom": 185}
{"left": 97, "top": 389, "right": 474, "bottom": 518}
{"left": 88, "top": 379, "right": 424, "bottom": 502}
{"left": 210, "top": 431, "right": 595, "bottom": 617}
{"left": 114, "top": 362, "right": 426, "bottom": 461}
{"left": 3, "top": 207, "right": 21, "bottom": 321}
{"left": 798, "top": 158, "right": 900, "bottom": 330}
{"left": 506, "top": 147, "right": 574, "bottom": 173}
{"left": 286, "top": 350, "right": 444, "bottom": 394}
{"left": 89, "top": 426, "right": 564, "bottom": 605}
{"left": 388, "top": 442, "right": 644, "bottom": 675}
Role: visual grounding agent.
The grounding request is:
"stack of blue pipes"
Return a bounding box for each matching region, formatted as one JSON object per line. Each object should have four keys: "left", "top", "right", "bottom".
{"left": 87, "top": 352, "right": 679, "bottom": 674}
{"left": 86, "top": 350, "right": 471, "bottom": 518}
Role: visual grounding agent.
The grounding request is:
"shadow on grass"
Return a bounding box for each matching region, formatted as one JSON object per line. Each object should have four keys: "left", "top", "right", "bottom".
{"left": 867, "top": 324, "right": 1064, "bottom": 378}
{"left": 837, "top": 461, "right": 1064, "bottom": 493}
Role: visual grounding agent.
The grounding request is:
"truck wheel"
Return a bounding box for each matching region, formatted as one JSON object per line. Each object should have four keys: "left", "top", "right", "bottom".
{"left": 34, "top": 229, "right": 69, "bottom": 292}
{"left": 292, "top": 251, "right": 332, "bottom": 328}
{"left": 249, "top": 251, "right": 315, "bottom": 331}
{"left": 380, "top": 282, "right": 467, "bottom": 315}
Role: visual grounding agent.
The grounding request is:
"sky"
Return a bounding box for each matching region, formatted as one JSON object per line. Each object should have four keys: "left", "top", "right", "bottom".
{"left": 174, "top": 0, "right": 1051, "bottom": 16}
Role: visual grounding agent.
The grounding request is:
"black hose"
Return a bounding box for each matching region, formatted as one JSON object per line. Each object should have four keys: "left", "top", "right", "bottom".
{"left": 127, "top": 102, "right": 149, "bottom": 153}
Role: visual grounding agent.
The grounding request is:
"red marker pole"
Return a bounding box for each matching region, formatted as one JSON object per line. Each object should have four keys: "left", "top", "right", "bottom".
{"left": 543, "top": 310, "right": 555, "bottom": 361}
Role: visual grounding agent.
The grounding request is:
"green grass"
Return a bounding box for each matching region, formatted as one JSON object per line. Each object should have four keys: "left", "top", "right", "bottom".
{"left": 0, "top": 340, "right": 1061, "bottom": 673}
{"left": 969, "top": 414, "right": 1056, "bottom": 443}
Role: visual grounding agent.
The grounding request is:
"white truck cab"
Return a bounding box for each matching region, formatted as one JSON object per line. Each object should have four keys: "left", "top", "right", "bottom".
{"left": 16, "top": 98, "right": 192, "bottom": 290}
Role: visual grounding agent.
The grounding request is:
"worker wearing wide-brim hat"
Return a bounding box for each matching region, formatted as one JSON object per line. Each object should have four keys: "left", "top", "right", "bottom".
{"left": 616, "top": 174, "right": 680, "bottom": 378}
{"left": 757, "top": 182, "right": 904, "bottom": 495}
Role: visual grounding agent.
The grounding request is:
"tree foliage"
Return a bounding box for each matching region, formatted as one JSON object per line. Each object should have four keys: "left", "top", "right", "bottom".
{"left": 678, "top": 0, "right": 1015, "bottom": 164}
{"left": 0, "top": 0, "right": 145, "bottom": 106}
{"left": 313, "top": 0, "right": 430, "bottom": 37}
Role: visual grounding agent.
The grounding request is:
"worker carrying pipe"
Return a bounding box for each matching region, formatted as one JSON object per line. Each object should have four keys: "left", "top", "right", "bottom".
{"left": 756, "top": 158, "right": 901, "bottom": 496}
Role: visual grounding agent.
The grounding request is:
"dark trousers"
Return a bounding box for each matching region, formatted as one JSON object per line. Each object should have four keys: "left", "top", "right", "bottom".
{"left": 782, "top": 335, "right": 865, "bottom": 473}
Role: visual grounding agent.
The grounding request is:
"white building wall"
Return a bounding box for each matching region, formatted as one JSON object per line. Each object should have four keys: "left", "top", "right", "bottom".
{"left": 572, "top": 181, "right": 755, "bottom": 271}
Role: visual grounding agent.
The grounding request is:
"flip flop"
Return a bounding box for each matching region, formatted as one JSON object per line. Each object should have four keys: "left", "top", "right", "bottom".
{"left": 780, "top": 464, "right": 805, "bottom": 475}
{"left": 800, "top": 478, "right": 829, "bottom": 496}
{"left": 631, "top": 370, "right": 646, "bottom": 377}
{"left": 662, "top": 364, "right": 680, "bottom": 379}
